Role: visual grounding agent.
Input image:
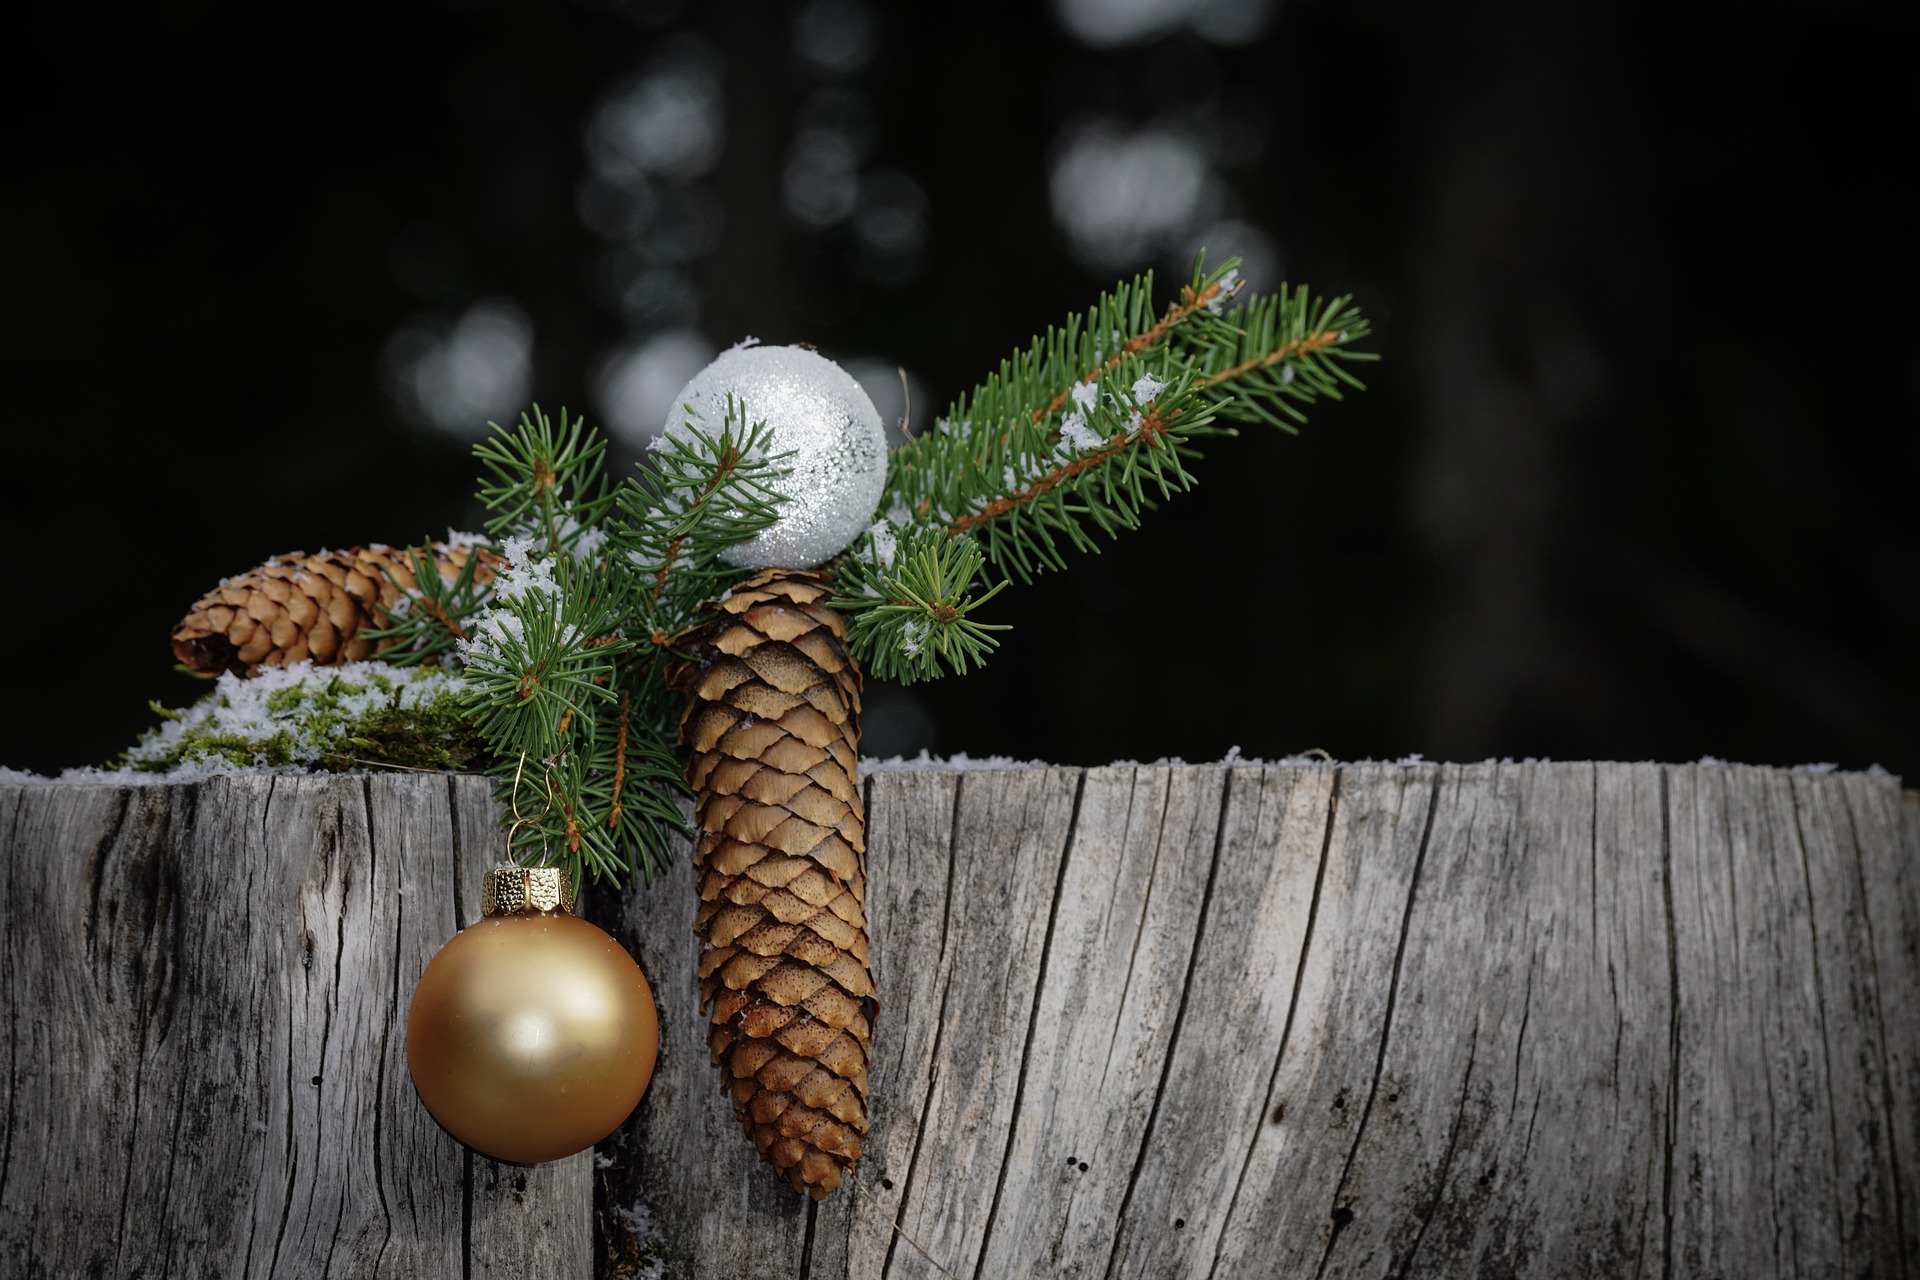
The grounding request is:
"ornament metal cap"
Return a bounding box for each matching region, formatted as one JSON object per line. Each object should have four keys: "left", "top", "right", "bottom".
{"left": 480, "top": 864, "right": 575, "bottom": 917}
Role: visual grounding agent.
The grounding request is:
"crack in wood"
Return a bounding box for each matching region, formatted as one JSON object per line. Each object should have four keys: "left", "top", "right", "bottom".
{"left": 798, "top": 1193, "right": 819, "bottom": 1280}
{"left": 1841, "top": 781, "right": 1913, "bottom": 1280}
{"left": 1097, "top": 769, "right": 1152, "bottom": 1092}
{"left": 1589, "top": 763, "right": 1601, "bottom": 973}
{"left": 879, "top": 773, "right": 972, "bottom": 1280}
{"left": 1207, "top": 764, "right": 1343, "bottom": 1280}
{"left": 1103, "top": 766, "right": 1239, "bottom": 1280}
{"left": 1787, "top": 775, "right": 1850, "bottom": 1268}
{"left": 109, "top": 793, "right": 155, "bottom": 1275}
{"left": 82, "top": 787, "right": 132, "bottom": 967}
{"left": 1509, "top": 950, "right": 1535, "bottom": 1121}
{"left": 267, "top": 1148, "right": 300, "bottom": 1277}
{"left": 0, "top": 785, "right": 27, "bottom": 1222}
{"left": 0, "top": 914, "right": 15, "bottom": 1217}
{"left": 1659, "top": 765, "right": 1679, "bottom": 1280}
{"left": 1392, "top": 1017, "right": 1481, "bottom": 1278}
{"left": 461, "top": 1149, "right": 473, "bottom": 1280}
{"left": 971, "top": 768, "right": 1086, "bottom": 1279}
{"left": 446, "top": 773, "right": 468, "bottom": 932}
{"left": 1313, "top": 766, "right": 1444, "bottom": 1280}
{"left": 365, "top": 776, "right": 395, "bottom": 1253}
{"left": 154, "top": 1049, "right": 190, "bottom": 1260}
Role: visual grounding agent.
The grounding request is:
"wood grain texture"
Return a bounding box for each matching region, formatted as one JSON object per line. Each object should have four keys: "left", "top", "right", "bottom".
{"left": 599, "top": 762, "right": 1920, "bottom": 1280}
{"left": 5, "top": 762, "right": 1917, "bottom": 1278}
{"left": 0, "top": 773, "right": 589, "bottom": 1279}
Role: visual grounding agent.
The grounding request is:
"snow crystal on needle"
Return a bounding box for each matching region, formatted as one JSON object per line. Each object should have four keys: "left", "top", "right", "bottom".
{"left": 1131, "top": 372, "right": 1167, "bottom": 404}
{"left": 1056, "top": 410, "right": 1104, "bottom": 456}
{"left": 1070, "top": 381, "right": 1099, "bottom": 414}
{"left": 490, "top": 535, "right": 556, "bottom": 601}
{"left": 572, "top": 524, "right": 607, "bottom": 558}
{"left": 1206, "top": 268, "right": 1240, "bottom": 314}
{"left": 868, "top": 519, "right": 898, "bottom": 568}
{"left": 458, "top": 534, "right": 558, "bottom": 665}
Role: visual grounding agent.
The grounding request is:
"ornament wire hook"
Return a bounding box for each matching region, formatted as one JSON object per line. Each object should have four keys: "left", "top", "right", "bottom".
{"left": 896, "top": 366, "right": 916, "bottom": 441}
{"left": 504, "top": 749, "right": 553, "bottom": 862}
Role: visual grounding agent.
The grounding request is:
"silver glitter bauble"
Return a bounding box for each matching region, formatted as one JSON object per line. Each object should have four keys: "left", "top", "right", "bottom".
{"left": 662, "top": 344, "right": 887, "bottom": 569}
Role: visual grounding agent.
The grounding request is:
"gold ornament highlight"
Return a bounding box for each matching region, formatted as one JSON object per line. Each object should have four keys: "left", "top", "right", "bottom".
{"left": 407, "top": 865, "right": 659, "bottom": 1164}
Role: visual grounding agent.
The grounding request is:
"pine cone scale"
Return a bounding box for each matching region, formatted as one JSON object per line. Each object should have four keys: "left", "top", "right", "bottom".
{"left": 172, "top": 542, "right": 496, "bottom": 676}
{"left": 668, "top": 566, "right": 875, "bottom": 1201}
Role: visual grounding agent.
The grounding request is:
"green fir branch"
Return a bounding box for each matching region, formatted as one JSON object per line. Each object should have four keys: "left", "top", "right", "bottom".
{"left": 358, "top": 539, "right": 495, "bottom": 667}
{"left": 610, "top": 400, "right": 787, "bottom": 620}
{"left": 1175, "top": 283, "right": 1376, "bottom": 430}
{"left": 442, "top": 397, "right": 796, "bottom": 886}
{"left": 459, "top": 587, "right": 626, "bottom": 756}
{"left": 474, "top": 405, "right": 618, "bottom": 561}
{"left": 490, "top": 690, "right": 687, "bottom": 886}
{"left": 862, "top": 256, "right": 1371, "bottom": 593}
{"left": 831, "top": 525, "right": 1008, "bottom": 683}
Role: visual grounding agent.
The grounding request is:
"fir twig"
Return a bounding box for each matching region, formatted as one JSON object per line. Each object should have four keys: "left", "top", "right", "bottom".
{"left": 439, "top": 397, "right": 798, "bottom": 885}
{"left": 610, "top": 396, "right": 790, "bottom": 648}
{"left": 832, "top": 254, "right": 1371, "bottom": 680}
{"left": 831, "top": 526, "right": 1008, "bottom": 684}
{"left": 474, "top": 405, "right": 616, "bottom": 558}
{"left": 359, "top": 540, "right": 493, "bottom": 667}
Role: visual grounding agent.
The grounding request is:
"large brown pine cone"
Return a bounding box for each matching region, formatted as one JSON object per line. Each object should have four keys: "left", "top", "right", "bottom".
{"left": 667, "top": 568, "right": 875, "bottom": 1200}
{"left": 171, "top": 542, "right": 496, "bottom": 676}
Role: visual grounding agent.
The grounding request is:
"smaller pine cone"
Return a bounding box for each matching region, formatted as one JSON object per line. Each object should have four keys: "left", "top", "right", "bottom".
{"left": 171, "top": 543, "right": 496, "bottom": 676}
{"left": 668, "top": 568, "right": 875, "bottom": 1200}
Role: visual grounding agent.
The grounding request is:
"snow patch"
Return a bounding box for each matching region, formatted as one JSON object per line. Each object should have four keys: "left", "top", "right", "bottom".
{"left": 459, "top": 534, "right": 566, "bottom": 667}
{"left": 861, "top": 750, "right": 1049, "bottom": 772}
{"left": 1056, "top": 411, "right": 1104, "bottom": 456}
{"left": 104, "top": 661, "right": 472, "bottom": 780}
{"left": 868, "top": 520, "right": 898, "bottom": 568}
{"left": 1206, "top": 268, "right": 1241, "bottom": 314}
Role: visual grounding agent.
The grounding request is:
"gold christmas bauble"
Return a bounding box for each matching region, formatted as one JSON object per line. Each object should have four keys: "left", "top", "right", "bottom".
{"left": 406, "top": 867, "right": 659, "bottom": 1164}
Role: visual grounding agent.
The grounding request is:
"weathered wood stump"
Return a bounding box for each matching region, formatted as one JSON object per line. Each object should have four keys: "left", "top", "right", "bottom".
{"left": 3, "top": 762, "right": 1916, "bottom": 1277}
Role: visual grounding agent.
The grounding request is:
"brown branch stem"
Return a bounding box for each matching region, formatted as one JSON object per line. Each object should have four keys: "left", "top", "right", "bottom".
{"left": 1027, "top": 276, "right": 1230, "bottom": 428}
{"left": 607, "top": 690, "right": 630, "bottom": 830}
{"left": 946, "top": 327, "right": 1341, "bottom": 537}
{"left": 949, "top": 407, "right": 1177, "bottom": 536}
{"left": 648, "top": 444, "right": 742, "bottom": 610}
{"left": 1196, "top": 328, "right": 1343, "bottom": 390}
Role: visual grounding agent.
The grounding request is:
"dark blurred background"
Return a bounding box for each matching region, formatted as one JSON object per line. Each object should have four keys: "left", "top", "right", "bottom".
{"left": 5, "top": 0, "right": 1915, "bottom": 779}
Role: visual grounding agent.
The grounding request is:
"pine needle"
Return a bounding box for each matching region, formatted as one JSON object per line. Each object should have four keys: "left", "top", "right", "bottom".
{"left": 852, "top": 1177, "right": 960, "bottom": 1280}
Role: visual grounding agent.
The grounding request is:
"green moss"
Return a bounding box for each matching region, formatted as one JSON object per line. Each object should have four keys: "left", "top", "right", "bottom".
{"left": 330, "top": 698, "right": 487, "bottom": 771}
{"left": 124, "top": 663, "right": 486, "bottom": 775}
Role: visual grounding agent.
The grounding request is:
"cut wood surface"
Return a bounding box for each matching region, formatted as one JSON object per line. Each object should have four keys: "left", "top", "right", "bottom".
{"left": 4, "top": 762, "right": 1917, "bottom": 1278}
